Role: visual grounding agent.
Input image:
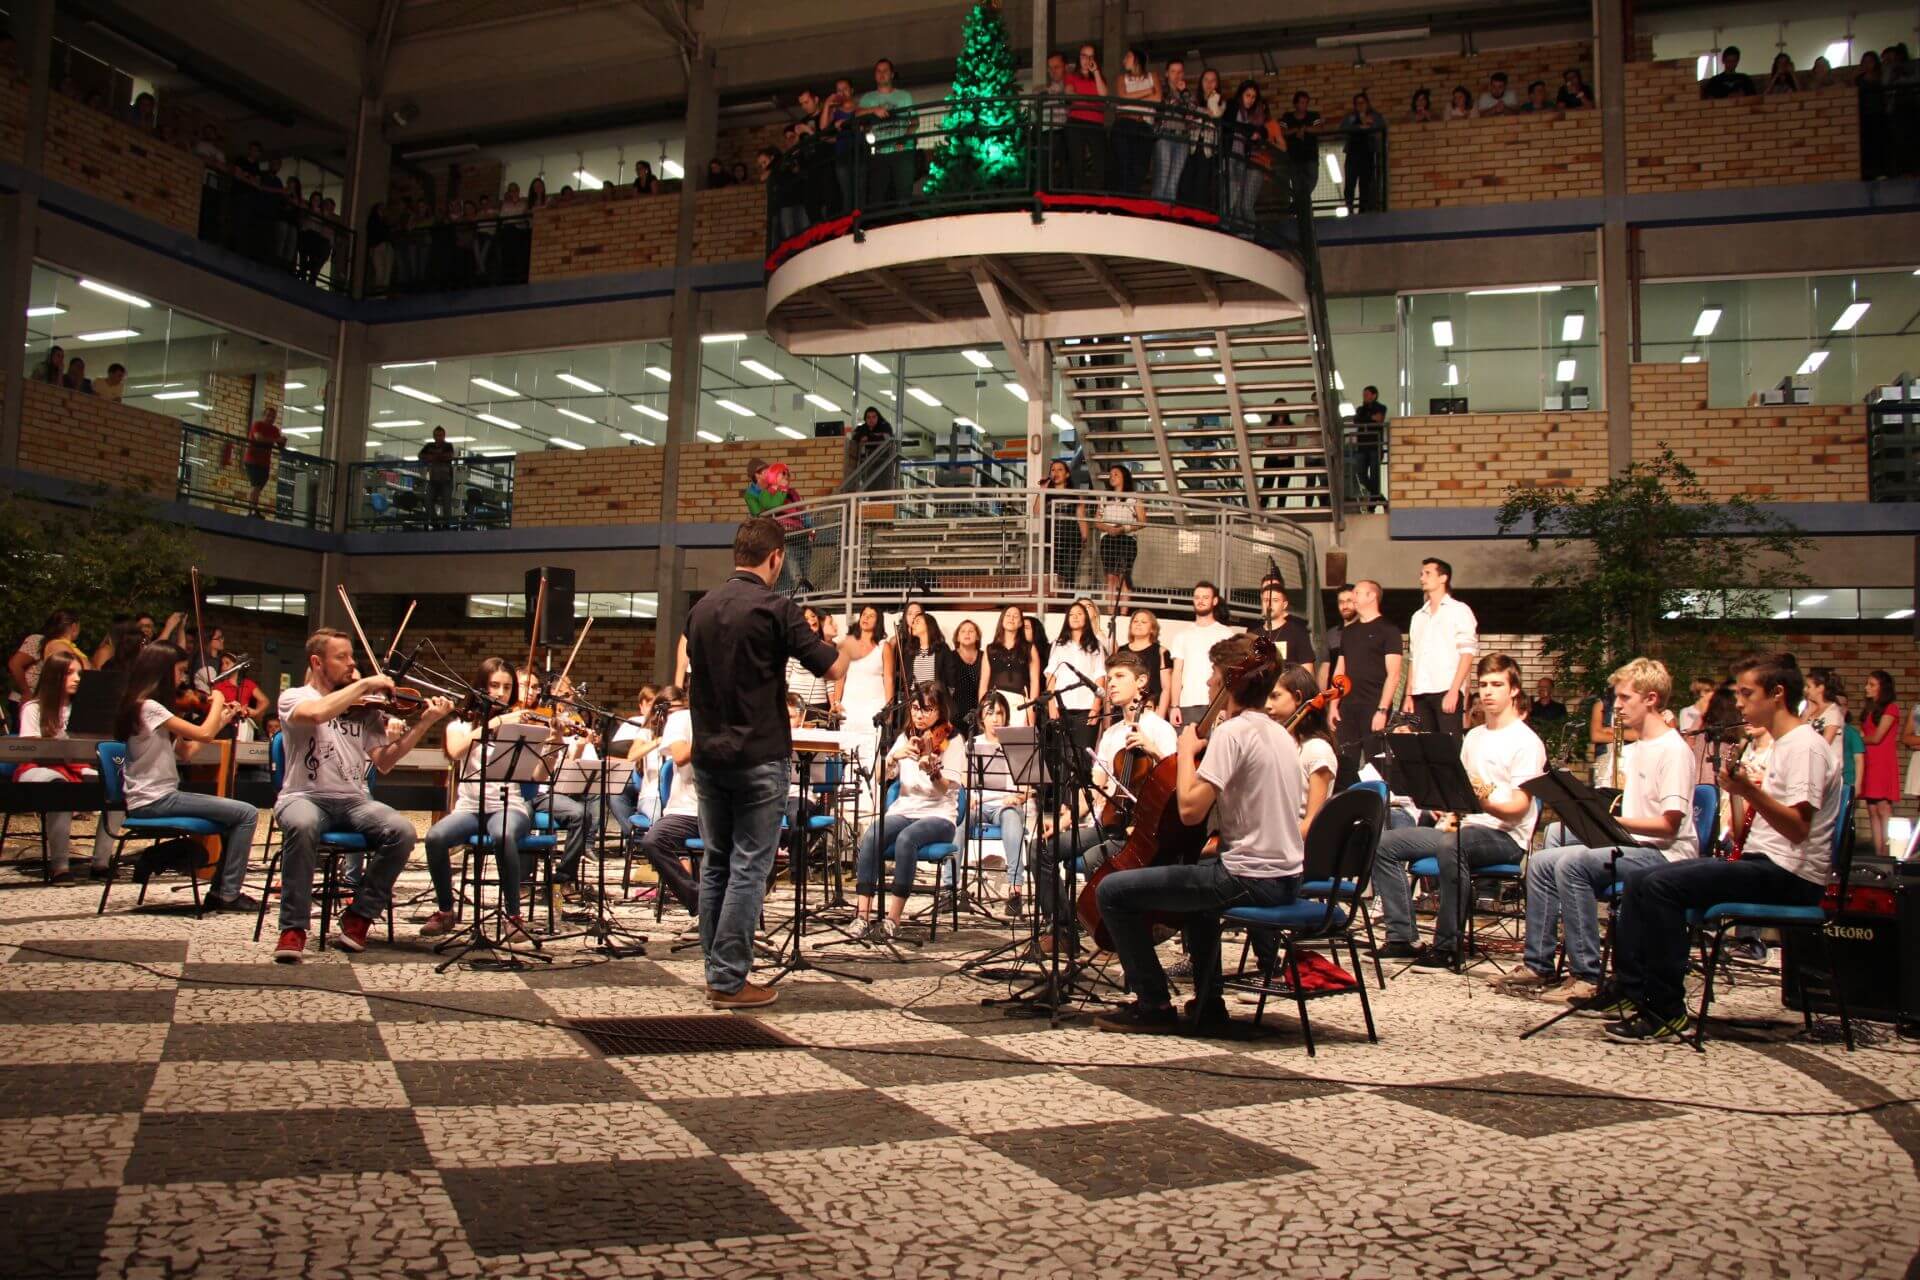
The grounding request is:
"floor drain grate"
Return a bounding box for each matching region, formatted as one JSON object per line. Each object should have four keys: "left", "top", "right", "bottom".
{"left": 568, "top": 1015, "right": 801, "bottom": 1056}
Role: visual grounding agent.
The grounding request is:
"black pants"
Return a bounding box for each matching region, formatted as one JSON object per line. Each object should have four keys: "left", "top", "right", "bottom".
{"left": 1067, "top": 122, "right": 1107, "bottom": 190}
{"left": 642, "top": 813, "right": 703, "bottom": 913}
{"left": 1408, "top": 691, "right": 1463, "bottom": 738}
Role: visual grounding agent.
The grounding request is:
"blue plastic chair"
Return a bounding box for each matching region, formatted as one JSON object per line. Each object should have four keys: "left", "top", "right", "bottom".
{"left": 1692, "top": 784, "right": 1719, "bottom": 856}
{"left": 1298, "top": 780, "right": 1388, "bottom": 984}
{"left": 251, "top": 733, "right": 390, "bottom": 946}
{"left": 1407, "top": 798, "right": 1535, "bottom": 959}
{"left": 880, "top": 780, "right": 969, "bottom": 940}
{"left": 94, "top": 741, "right": 223, "bottom": 917}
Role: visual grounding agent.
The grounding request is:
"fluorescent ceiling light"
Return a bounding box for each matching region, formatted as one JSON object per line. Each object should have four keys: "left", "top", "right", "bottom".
{"left": 130, "top": 382, "right": 183, "bottom": 390}
{"left": 740, "top": 359, "right": 784, "bottom": 381}
{"left": 1831, "top": 301, "right": 1871, "bottom": 332}
{"left": 774, "top": 425, "right": 807, "bottom": 439}
{"left": 1049, "top": 413, "right": 1074, "bottom": 431}
{"left": 907, "top": 387, "right": 941, "bottom": 406}
{"left": 392, "top": 384, "right": 442, "bottom": 404}
{"left": 572, "top": 169, "right": 603, "bottom": 190}
{"left": 1770, "top": 608, "right": 1792, "bottom": 620}
{"left": 556, "top": 372, "right": 604, "bottom": 393}
{"left": 282, "top": 426, "right": 321, "bottom": 437}
{"left": 442, "top": 435, "right": 476, "bottom": 443}
{"left": 554, "top": 407, "right": 597, "bottom": 424}
{"left": 960, "top": 349, "right": 993, "bottom": 369}
{"left": 1430, "top": 319, "right": 1454, "bottom": 347}
{"left": 858, "top": 354, "right": 890, "bottom": 375}
{"left": 1004, "top": 383, "right": 1030, "bottom": 402}
{"left": 1555, "top": 358, "right": 1577, "bottom": 382}
{"left": 954, "top": 416, "right": 976, "bottom": 427}
{"left": 381, "top": 361, "right": 436, "bottom": 370}
{"left": 696, "top": 430, "right": 723, "bottom": 443}
{"left": 1692, "top": 306, "right": 1722, "bottom": 338}
{"left": 630, "top": 403, "right": 669, "bottom": 421}
{"left": 152, "top": 390, "right": 199, "bottom": 401}
{"left": 662, "top": 159, "right": 684, "bottom": 179}
{"left": 1560, "top": 313, "right": 1585, "bottom": 342}
{"left": 24, "top": 305, "right": 64, "bottom": 317}
{"left": 1211, "top": 373, "right": 1226, "bottom": 385}
{"left": 804, "top": 393, "right": 841, "bottom": 412}
{"left": 1338, "top": 401, "right": 1355, "bottom": 417}
{"left": 1796, "top": 350, "right": 1829, "bottom": 375}
{"left": 645, "top": 365, "right": 671, "bottom": 382}
{"left": 552, "top": 438, "right": 587, "bottom": 450}
{"left": 1443, "top": 362, "right": 1460, "bottom": 386}
{"left": 878, "top": 389, "right": 895, "bottom": 399}
{"left": 1680, "top": 354, "right": 1703, "bottom": 364}
{"left": 76, "top": 328, "right": 139, "bottom": 341}
{"left": 481, "top": 450, "right": 517, "bottom": 457}
{"left": 373, "top": 419, "right": 423, "bottom": 429}
{"left": 1332, "top": 371, "right": 1345, "bottom": 391}
{"left": 282, "top": 381, "right": 307, "bottom": 391}
{"left": 477, "top": 413, "right": 523, "bottom": 430}
{"left": 77, "top": 279, "right": 150, "bottom": 307}
{"left": 470, "top": 377, "right": 519, "bottom": 397}
{"left": 1889, "top": 608, "right": 1916, "bottom": 620}
{"left": 1825, "top": 41, "right": 1852, "bottom": 68}
{"left": 1193, "top": 345, "right": 1213, "bottom": 358}
{"left": 285, "top": 404, "right": 313, "bottom": 414}
{"left": 701, "top": 333, "right": 747, "bottom": 344}
{"left": 186, "top": 401, "right": 213, "bottom": 410}
{"left": 1244, "top": 412, "right": 1264, "bottom": 424}
{"left": 715, "top": 399, "right": 754, "bottom": 416}
{"left": 1333, "top": 206, "right": 1349, "bottom": 218}
{"left": 1325, "top": 153, "right": 1342, "bottom": 183}
{"left": 619, "top": 432, "right": 650, "bottom": 444}
{"left": 1798, "top": 594, "right": 1828, "bottom": 606}
{"left": 1465, "top": 284, "right": 1563, "bottom": 296}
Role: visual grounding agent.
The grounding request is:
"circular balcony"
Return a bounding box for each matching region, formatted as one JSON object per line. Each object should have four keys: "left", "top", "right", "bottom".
{"left": 763, "top": 94, "right": 1318, "bottom": 355}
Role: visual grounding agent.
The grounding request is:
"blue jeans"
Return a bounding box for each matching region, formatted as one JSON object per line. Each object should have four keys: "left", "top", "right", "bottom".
{"left": 424, "top": 808, "right": 533, "bottom": 916}
{"left": 275, "top": 794, "right": 414, "bottom": 931}
{"left": 1374, "top": 825, "right": 1524, "bottom": 951}
{"left": 127, "top": 791, "right": 259, "bottom": 899}
{"left": 1523, "top": 844, "right": 1668, "bottom": 982}
{"left": 856, "top": 812, "right": 957, "bottom": 899}
{"left": 1149, "top": 136, "right": 1189, "bottom": 202}
{"left": 694, "top": 760, "right": 789, "bottom": 993}
{"left": 1095, "top": 856, "right": 1299, "bottom": 1009}
{"left": 1614, "top": 855, "right": 1823, "bottom": 1022}
{"left": 978, "top": 804, "right": 1025, "bottom": 888}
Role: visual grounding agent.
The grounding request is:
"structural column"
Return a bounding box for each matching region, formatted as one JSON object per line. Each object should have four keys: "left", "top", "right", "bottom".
{"left": 1030, "top": 0, "right": 1051, "bottom": 85}
{"left": 1594, "top": 0, "right": 1633, "bottom": 471}
{"left": 0, "top": 0, "right": 55, "bottom": 471}
{"left": 343, "top": 96, "right": 392, "bottom": 300}
{"left": 653, "top": 41, "right": 719, "bottom": 682}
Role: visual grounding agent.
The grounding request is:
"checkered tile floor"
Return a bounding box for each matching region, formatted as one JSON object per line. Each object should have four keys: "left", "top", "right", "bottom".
{"left": 1, "top": 827, "right": 1917, "bottom": 1278}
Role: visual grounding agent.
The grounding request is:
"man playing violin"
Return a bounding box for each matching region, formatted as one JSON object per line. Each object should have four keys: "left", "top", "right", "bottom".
{"left": 271, "top": 628, "right": 453, "bottom": 963}
{"left": 1032, "top": 650, "right": 1175, "bottom": 949}
{"left": 1095, "top": 633, "right": 1303, "bottom": 1034}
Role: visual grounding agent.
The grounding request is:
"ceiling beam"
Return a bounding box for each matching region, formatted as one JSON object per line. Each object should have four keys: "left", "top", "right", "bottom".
{"left": 1128, "top": 332, "right": 1183, "bottom": 516}
{"left": 632, "top": 0, "right": 700, "bottom": 58}
{"left": 365, "top": 0, "right": 404, "bottom": 99}
{"left": 967, "top": 267, "right": 1040, "bottom": 395}
{"left": 1073, "top": 254, "right": 1133, "bottom": 317}
{"left": 808, "top": 285, "right": 866, "bottom": 329}
{"left": 1187, "top": 266, "right": 1221, "bottom": 308}
{"left": 973, "top": 255, "right": 1048, "bottom": 315}
{"left": 1214, "top": 327, "right": 1260, "bottom": 511}
{"left": 869, "top": 267, "right": 946, "bottom": 324}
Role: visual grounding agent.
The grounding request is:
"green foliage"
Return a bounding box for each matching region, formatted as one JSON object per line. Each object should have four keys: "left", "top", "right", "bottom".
{"left": 0, "top": 488, "right": 199, "bottom": 645}
{"left": 1495, "top": 446, "right": 1810, "bottom": 698}
{"left": 924, "top": 1, "right": 1026, "bottom": 196}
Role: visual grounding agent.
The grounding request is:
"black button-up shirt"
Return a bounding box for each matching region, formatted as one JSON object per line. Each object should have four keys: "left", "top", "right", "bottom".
{"left": 686, "top": 572, "right": 838, "bottom": 770}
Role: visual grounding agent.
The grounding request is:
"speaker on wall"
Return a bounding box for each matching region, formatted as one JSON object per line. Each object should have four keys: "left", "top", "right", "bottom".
{"left": 1325, "top": 548, "right": 1349, "bottom": 590}
{"left": 525, "top": 567, "right": 576, "bottom": 648}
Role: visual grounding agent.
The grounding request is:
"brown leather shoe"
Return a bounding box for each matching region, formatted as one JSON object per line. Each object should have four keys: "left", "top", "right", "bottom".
{"left": 708, "top": 981, "right": 779, "bottom": 1009}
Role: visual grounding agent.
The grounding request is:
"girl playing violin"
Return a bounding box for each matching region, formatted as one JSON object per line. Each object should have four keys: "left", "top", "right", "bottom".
{"left": 111, "top": 642, "right": 261, "bottom": 911}
{"left": 420, "top": 658, "right": 535, "bottom": 942}
{"left": 848, "top": 681, "right": 966, "bottom": 942}
{"left": 1267, "top": 665, "right": 1337, "bottom": 836}
{"left": 17, "top": 652, "right": 114, "bottom": 881}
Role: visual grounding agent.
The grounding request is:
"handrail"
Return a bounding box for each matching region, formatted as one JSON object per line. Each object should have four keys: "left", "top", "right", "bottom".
{"left": 197, "top": 169, "right": 357, "bottom": 293}
{"left": 839, "top": 437, "right": 900, "bottom": 493}
{"left": 1282, "top": 163, "right": 1348, "bottom": 536}
{"left": 175, "top": 422, "right": 336, "bottom": 528}
{"left": 346, "top": 455, "right": 516, "bottom": 531}
{"left": 368, "top": 213, "right": 535, "bottom": 296}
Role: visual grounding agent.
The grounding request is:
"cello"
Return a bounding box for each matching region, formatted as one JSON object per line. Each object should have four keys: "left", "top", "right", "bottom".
{"left": 1077, "top": 633, "right": 1279, "bottom": 951}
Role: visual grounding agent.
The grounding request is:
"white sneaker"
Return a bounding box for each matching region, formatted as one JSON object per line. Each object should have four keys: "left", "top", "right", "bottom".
{"left": 845, "top": 916, "right": 874, "bottom": 942}
{"left": 877, "top": 917, "right": 899, "bottom": 943}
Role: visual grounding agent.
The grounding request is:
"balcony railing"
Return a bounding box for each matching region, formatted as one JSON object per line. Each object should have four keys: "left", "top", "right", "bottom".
{"left": 347, "top": 456, "right": 516, "bottom": 531}
{"left": 198, "top": 170, "right": 356, "bottom": 292}
{"left": 765, "top": 92, "right": 1343, "bottom": 265}
{"left": 369, "top": 215, "right": 535, "bottom": 295}
{"left": 176, "top": 424, "right": 335, "bottom": 527}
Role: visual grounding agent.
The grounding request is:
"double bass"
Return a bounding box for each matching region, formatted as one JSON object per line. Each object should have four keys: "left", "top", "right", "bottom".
{"left": 1077, "top": 634, "right": 1279, "bottom": 951}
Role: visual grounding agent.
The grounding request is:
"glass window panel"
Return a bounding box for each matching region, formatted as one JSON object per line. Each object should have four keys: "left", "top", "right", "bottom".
{"left": 1399, "top": 286, "right": 1599, "bottom": 415}
{"left": 1862, "top": 588, "right": 1914, "bottom": 620}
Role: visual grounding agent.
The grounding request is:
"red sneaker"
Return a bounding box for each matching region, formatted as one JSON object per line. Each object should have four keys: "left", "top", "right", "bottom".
{"left": 334, "top": 912, "right": 371, "bottom": 953}
{"left": 274, "top": 928, "right": 307, "bottom": 964}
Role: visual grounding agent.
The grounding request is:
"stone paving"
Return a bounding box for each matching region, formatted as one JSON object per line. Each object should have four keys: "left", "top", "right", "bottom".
{"left": 0, "top": 831, "right": 1916, "bottom": 1279}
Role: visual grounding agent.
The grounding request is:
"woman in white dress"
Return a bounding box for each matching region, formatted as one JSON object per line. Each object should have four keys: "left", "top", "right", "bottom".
{"left": 833, "top": 605, "right": 895, "bottom": 790}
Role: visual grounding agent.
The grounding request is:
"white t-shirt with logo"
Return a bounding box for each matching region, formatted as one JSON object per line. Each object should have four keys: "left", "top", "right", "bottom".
{"left": 1745, "top": 722, "right": 1842, "bottom": 885}
{"left": 276, "top": 684, "right": 377, "bottom": 812}
{"left": 1172, "top": 620, "right": 1237, "bottom": 706}
{"left": 1620, "top": 728, "right": 1699, "bottom": 861}
{"left": 1196, "top": 709, "right": 1304, "bottom": 878}
{"left": 123, "top": 700, "right": 180, "bottom": 811}
{"left": 660, "top": 710, "right": 699, "bottom": 819}
{"left": 1460, "top": 718, "right": 1547, "bottom": 852}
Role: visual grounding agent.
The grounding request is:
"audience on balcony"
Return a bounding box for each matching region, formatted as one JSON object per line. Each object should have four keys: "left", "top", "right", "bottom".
{"left": 1557, "top": 68, "right": 1594, "bottom": 108}
{"left": 245, "top": 406, "right": 285, "bottom": 518}
{"left": 705, "top": 159, "right": 733, "bottom": 189}
{"left": 1764, "top": 53, "right": 1800, "bottom": 95}
{"left": 1477, "top": 72, "right": 1521, "bottom": 115}
{"left": 60, "top": 356, "right": 93, "bottom": 395}
{"left": 1700, "top": 45, "right": 1757, "bottom": 99}
{"left": 418, "top": 426, "right": 458, "bottom": 528}
{"left": 1446, "top": 85, "right": 1476, "bottom": 120}
{"left": 633, "top": 162, "right": 659, "bottom": 196}
{"left": 1064, "top": 44, "right": 1110, "bottom": 190}
{"left": 1279, "top": 90, "right": 1320, "bottom": 196}
{"left": 1408, "top": 88, "right": 1437, "bottom": 123}
{"left": 32, "top": 345, "right": 64, "bottom": 384}
{"left": 96, "top": 363, "right": 126, "bottom": 403}
{"left": 1149, "top": 59, "right": 1196, "bottom": 203}
{"left": 1113, "top": 47, "right": 1160, "bottom": 195}
{"left": 1337, "top": 92, "right": 1386, "bottom": 213}
{"left": 1225, "top": 79, "right": 1277, "bottom": 224}
{"left": 859, "top": 57, "right": 918, "bottom": 207}
{"left": 1520, "top": 80, "right": 1553, "bottom": 112}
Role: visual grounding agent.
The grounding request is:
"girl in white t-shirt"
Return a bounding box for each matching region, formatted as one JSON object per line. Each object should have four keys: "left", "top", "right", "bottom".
{"left": 17, "top": 652, "right": 114, "bottom": 880}
{"left": 1046, "top": 600, "right": 1108, "bottom": 760}
{"left": 1267, "top": 664, "right": 1337, "bottom": 836}
{"left": 110, "top": 642, "right": 260, "bottom": 910}
{"left": 420, "top": 658, "right": 537, "bottom": 941}
{"left": 848, "top": 682, "right": 967, "bottom": 942}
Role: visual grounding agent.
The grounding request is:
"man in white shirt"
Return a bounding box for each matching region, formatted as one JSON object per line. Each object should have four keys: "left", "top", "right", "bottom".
{"left": 1498, "top": 658, "right": 1698, "bottom": 1003}
{"left": 639, "top": 705, "right": 700, "bottom": 914}
{"left": 1375, "top": 654, "right": 1545, "bottom": 967}
{"left": 1476, "top": 71, "right": 1521, "bottom": 114}
{"left": 1598, "top": 654, "right": 1840, "bottom": 1043}
{"left": 1403, "top": 556, "right": 1477, "bottom": 739}
{"left": 272, "top": 628, "right": 453, "bottom": 963}
{"left": 1169, "top": 580, "right": 1236, "bottom": 729}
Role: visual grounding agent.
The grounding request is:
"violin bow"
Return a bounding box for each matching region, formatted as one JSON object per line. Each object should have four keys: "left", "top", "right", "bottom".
{"left": 333, "top": 584, "right": 385, "bottom": 678}
{"left": 523, "top": 572, "right": 548, "bottom": 704}
{"left": 384, "top": 598, "right": 418, "bottom": 668}
{"left": 188, "top": 565, "right": 208, "bottom": 674}
{"left": 555, "top": 616, "right": 592, "bottom": 691}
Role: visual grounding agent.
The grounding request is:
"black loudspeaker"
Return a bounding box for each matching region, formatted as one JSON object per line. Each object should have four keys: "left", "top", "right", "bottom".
{"left": 524, "top": 567, "right": 576, "bottom": 648}
{"left": 1325, "top": 548, "right": 1349, "bottom": 589}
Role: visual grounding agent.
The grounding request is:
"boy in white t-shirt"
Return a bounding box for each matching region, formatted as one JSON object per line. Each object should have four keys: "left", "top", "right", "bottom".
{"left": 1094, "top": 633, "right": 1302, "bottom": 1035}
{"left": 1600, "top": 654, "right": 1841, "bottom": 1043}
{"left": 1498, "top": 658, "right": 1698, "bottom": 1005}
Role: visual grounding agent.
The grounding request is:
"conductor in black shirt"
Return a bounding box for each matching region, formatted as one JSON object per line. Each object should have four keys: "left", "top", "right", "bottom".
{"left": 685, "top": 517, "right": 847, "bottom": 1008}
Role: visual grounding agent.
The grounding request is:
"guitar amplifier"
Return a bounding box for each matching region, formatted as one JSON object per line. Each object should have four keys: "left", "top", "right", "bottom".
{"left": 1781, "top": 858, "right": 1920, "bottom": 1024}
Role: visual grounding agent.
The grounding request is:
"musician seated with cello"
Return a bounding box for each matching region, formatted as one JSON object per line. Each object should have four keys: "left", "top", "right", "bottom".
{"left": 271, "top": 628, "right": 453, "bottom": 963}
{"left": 1093, "top": 633, "right": 1301, "bottom": 1035}
{"left": 1034, "top": 650, "right": 1176, "bottom": 947}
{"left": 846, "top": 681, "right": 967, "bottom": 943}
{"left": 1496, "top": 658, "right": 1698, "bottom": 1005}
{"left": 1372, "top": 654, "right": 1546, "bottom": 968}
{"left": 1591, "top": 653, "right": 1842, "bottom": 1043}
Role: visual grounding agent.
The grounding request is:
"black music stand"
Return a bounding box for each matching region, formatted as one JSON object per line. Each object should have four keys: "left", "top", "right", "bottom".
{"left": 435, "top": 721, "right": 552, "bottom": 972}
{"left": 962, "top": 725, "right": 1051, "bottom": 980}
{"left": 1517, "top": 768, "right": 1640, "bottom": 1040}
{"left": 542, "top": 752, "right": 648, "bottom": 957}
{"left": 763, "top": 731, "right": 871, "bottom": 985}
{"left": 68, "top": 671, "right": 126, "bottom": 737}
{"left": 1386, "top": 732, "right": 1486, "bottom": 972}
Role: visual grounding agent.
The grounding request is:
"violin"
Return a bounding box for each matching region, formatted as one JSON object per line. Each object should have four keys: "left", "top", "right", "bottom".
{"left": 350, "top": 682, "right": 428, "bottom": 717}
{"left": 1282, "top": 674, "right": 1349, "bottom": 733}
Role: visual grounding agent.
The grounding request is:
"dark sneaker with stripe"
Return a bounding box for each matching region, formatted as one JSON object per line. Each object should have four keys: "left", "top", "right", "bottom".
{"left": 1572, "top": 983, "right": 1635, "bottom": 1020}
{"left": 1602, "top": 1009, "right": 1690, "bottom": 1044}
{"left": 1094, "top": 1001, "right": 1180, "bottom": 1035}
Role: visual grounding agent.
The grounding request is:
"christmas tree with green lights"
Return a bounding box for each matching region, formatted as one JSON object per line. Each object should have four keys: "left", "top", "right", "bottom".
{"left": 924, "top": 0, "right": 1025, "bottom": 196}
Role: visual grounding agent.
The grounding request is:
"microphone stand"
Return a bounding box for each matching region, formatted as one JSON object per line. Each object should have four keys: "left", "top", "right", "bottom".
{"left": 529, "top": 684, "right": 648, "bottom": 957}
{"left": 821, "top": 694, "right": 914, "bottom": 961}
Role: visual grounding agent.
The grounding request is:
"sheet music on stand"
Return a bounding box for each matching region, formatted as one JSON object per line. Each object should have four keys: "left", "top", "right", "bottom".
{"left": 1384, "top": 733, "right": 1483, "bottom": 818}
{"left": 69, "top": 671, "right": 127, "bottom": 738}
{"left": 969, "top": 741, "right": 1018, "bottom": 794}
{"left": 473, "top": 723, "right": 553, "bottom": 785}
{"left": 553, "top": 759, "right": 633, "bottom": 798}
{"left": 1521, "top": 768, "right": 1638, "bottom": 851}
{"left": 994, "top": 727, "right": 1053, "bottom": 790}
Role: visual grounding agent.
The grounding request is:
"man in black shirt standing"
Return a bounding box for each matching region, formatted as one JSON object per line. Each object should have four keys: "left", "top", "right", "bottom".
{"left": 1331, "top": 578, "right": 1403, "bottom": 752}
{"left": 1530, "top": 677, "right": 1569, "bottom": 723}
{"left": 1318, "top": 585, "right": 1356, "bottom": 688}
{"left": 685, "top": 517, "right": 847, "bottom": 1008}
{"left": 1253, "top": 574, "right": 1313, "bottom": 671}
{"left": 1352, "top": 385, "right": 1387, "bottom": 503}
{"left": 1700, "top": 45, "right": 1757, "bottom": 99}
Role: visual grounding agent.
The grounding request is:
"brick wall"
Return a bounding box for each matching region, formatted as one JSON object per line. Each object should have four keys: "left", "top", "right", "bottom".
{"left": 691, "top": 184, "right": 769, "bottom": 264}
{"left": 513, "top": 436, "right": 846, "bottom": 526}
{"left": 1389, "top": 410, "right": 1610, "bottom": 507}
{"left": 402, "top": 622, "right": 659, "bottom": 710}
{"left": 12, "top": 377, "right": 179, "bottom": 496}
{"left": 0, "top": 63, "right": 23, "bottom": 164}
{"left": 1391, "top": 109, "right": 1602, "bottom": 208}
{"left": 1257, "top": 41, "right": 1593, "bottom": 124}
{"left": 1625, "top": 61, "right": 1859, "bottom": 193}
{"left": 528, "top": 193, "right": 680, "bottom": 279}
{"left": 1629, "top": 363, "right": 1867, "bottom": 502}
{"left": 714, "top": 121, "right": 788, "bottom": 175}
{"left": 0, "top": 75, "right": 203, "bottom": 234}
